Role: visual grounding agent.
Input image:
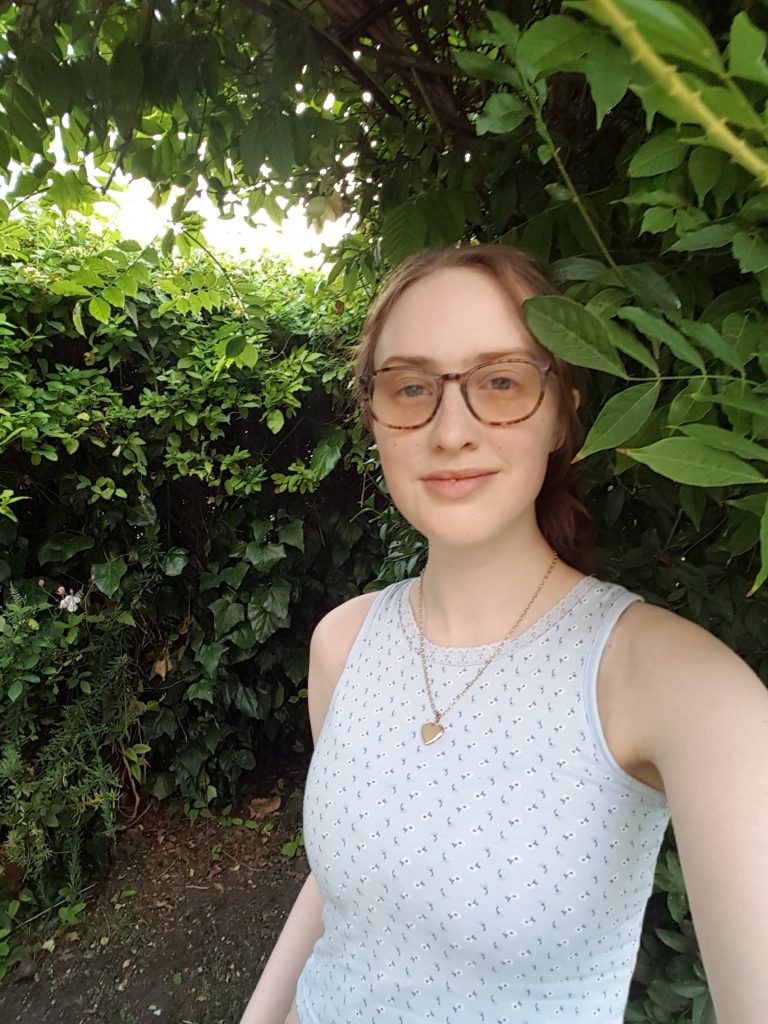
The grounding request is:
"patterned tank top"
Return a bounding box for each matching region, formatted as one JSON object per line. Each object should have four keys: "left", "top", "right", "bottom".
{"left": 297, "top": 576, "right": 669, "bottom": 1023}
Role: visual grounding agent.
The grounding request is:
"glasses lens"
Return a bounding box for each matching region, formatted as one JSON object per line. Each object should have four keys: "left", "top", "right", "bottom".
{"left": 370, "top": 368, "right": 437, "bottom": 427}
{"left": 467, "top": 360, "right": 543, "bottom": 423}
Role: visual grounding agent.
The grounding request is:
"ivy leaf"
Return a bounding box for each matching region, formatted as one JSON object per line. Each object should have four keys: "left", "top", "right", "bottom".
{"left": 245, "top": 542, "right": 286, "bottom": 573}
{"left": 91, "top": 558, "right": 127, "bottom": 598}
{"left": 161, "top": 547, "right": 189, "bottom": 576}
{"left": 524, "top": 295, "right": 627, "bottom": 377}
{"left": 197, "top": 641, "right": 227, "bottom": 679}
{"left": 185, "top": 679, "right": 214, "bottom": 703}
{"left": 38, "top": 532, "right": 94, "bottom": 564}
{"left": 623, "top": 438, "right": 765, "bottom": 486}
{"left": 578, "top": 381, "right": 660, "bottom": 460}
{"left": 729, "top": 13, "right": 768, "bottom": 86}
{"left": 277, "top": 520, "right": 304, "bottom": 552}
{"left": 310, "top": 427, "right": 345, "bottom": 480}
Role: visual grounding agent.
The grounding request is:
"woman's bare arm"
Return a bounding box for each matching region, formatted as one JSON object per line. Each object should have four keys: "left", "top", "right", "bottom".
{"left": 238, "top": 592, "right": 377, "bottom": 1024}
{"left": 238, "top": 872, "right": 324, "bottom": 1024}
{"left": 615, "top": 603, "right": 768, "bottom": 1024}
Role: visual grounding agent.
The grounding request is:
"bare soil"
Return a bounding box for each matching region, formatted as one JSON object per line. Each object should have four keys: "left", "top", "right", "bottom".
{"left": 0, "top": 783, "right": 307, "bottom": 1024}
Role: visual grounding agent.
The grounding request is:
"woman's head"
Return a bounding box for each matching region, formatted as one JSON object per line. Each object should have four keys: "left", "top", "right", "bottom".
{"left": 353, "top": 244, "right": 595, "bottom": 574}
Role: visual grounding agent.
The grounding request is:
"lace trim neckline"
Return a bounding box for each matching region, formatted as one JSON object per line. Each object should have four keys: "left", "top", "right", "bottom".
{"left": 397, "top": 574, "right": 599, "bottom": 666}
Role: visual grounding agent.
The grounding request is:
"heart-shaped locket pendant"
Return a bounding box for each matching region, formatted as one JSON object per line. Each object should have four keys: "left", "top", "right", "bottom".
{"left": 421, "top": 721, "right": 445, "bottom": 745}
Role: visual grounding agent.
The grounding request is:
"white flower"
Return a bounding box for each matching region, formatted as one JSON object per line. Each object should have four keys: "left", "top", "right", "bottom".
{"left": 59, "top": 592, "right": 82, "bottom": 613}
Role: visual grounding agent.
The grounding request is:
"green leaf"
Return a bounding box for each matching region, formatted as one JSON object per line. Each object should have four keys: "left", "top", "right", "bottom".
{"left": 72, "top": 302, "right": 86, "bottom": 338}
{"left": 679, "top": 423, "right": 768, "bottom": 463}
{"left": 161, "top": 547, "right": 189, "bottom": 576}
{"left": 750, "top": 498, "right": 768, "bottom": 594}
{"left": 244, "top": 542, "right": 286, "bottom": 573}
{"left": 624, "top": 438, "right": 765, "bottom": 486}
{"left": 670, "top": 222, "right": 738, "bottom": 252}
{"left": 266, "top": 114, "right": 295, "bottom": 179}
{"left": 210, "top": 598, "right": 245, "bottom": 635}
{"left": 476, "top": 91, "right": 530, "bottom": 135}
{"left": 617, "top": 308, "right": 706, "bottom": 372}
{"left": 266, "top": 409, "right": 284, "bottom": 433}
{"left": 310, "top": 426, "right": 345, "bottom": 480}
{"left": 583, "top": 36, "right": 631, "bottom": 127}
{"left": 570, "top": 0, "right": 724, "bottom": 75}
{"left": 485, "top": 10, "right": 521, "bottom": 52}
{"left": 8, "top": 680, "right": 23, "bottom": 702}
{"left": 732, "top": 230, "right": 768, "bottom": 274}
{"left": 185, "top": 679, "right": 214, "bottom": 703}
{"left": 277, "top": 520, "right": 304, "bottom": 552}
{"left": 197, "top": 641, "right": 227, "bottom": 679}
{"left": 640, "top": 207, "right": 675, "bottom": 234}
{"left": 453, "top": 49, "right": 517, "bottom": 85}
{"left": 676, "top": 319, "right": 745, "bottom": 373}
{"left": 240, "top": 113, "right": 267, "bottom": 177}
{"left": 688, "top": 147, "right": 728, "bottom": 206}
{"left": 578, "top": 381, "right": 660, "bottom": 460}
{"left": 729, "top": 13, "right": 768, "bottom": 85}
{"left": 628, "top": 132, "right": 688, "bottom": 177}
{"left": 231, "top": 680, "right": 262, "bottom": 719}
{"left": 603, "top": 320, "right": 659, "bottom": 373}
{"left": 88, "top": 295, "right": 111, "bottom": 325}
{"left": 91, "top": 559, "right": 127, "bottom": 598}
{"left": 524, "top": 295, "right": 627, "bottom": 377}
{"left": 516, "top": 15, "right": 593, "bottom": 82}
{"left": 381, "top": 201, "right": 428, "bottom": 264}
{"left": 38, "top": 532, "right": 94, "bottom": 565}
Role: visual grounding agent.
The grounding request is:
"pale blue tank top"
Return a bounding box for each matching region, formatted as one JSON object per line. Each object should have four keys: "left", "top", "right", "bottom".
{"left": 297, "top": 576, "right": 669, "bottom": 1023}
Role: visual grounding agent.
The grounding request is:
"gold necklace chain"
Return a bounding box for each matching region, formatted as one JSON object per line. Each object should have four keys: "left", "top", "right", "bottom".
{"left": 416, "top": 551, "right": 559, "bottom": 745}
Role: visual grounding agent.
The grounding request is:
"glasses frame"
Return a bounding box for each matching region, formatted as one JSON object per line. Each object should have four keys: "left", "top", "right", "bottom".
{"left": 359, "top": 357, "right": 555, "bottom": 430}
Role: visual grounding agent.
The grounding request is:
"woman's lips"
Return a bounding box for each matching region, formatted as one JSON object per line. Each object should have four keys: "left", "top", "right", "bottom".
{"left": 422, "top": 471, "right": 496, "bottom": 498}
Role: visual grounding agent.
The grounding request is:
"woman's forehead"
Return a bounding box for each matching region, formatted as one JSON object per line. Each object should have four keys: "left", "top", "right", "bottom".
{"left": 374, "top": 266, "right": 541, "bottom": 368}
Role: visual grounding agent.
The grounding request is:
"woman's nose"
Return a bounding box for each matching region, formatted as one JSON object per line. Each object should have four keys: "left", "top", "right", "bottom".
{"left": 428, "top": 380, "right": 479, "bottom": 448}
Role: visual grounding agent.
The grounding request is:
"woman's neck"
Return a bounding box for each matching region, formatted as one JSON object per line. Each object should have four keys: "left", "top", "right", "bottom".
{"left": 414, "top": 533, "right": 584, "bottom": 647}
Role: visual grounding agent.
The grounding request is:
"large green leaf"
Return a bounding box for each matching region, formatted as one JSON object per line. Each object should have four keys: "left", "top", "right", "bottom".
{"left": 729, "top": 13, "right": 768, "bottom": 86}
{"left": 628, "top": 132, "right": 688, "bottom": 178}
{"left": 453, "top": 49, "right": 517, "bottom": 85}
{"left": 571, "top": 0, "right": 724, "bottom": 75}
{"left": 38, "top": 533, "right": 94, "bottom": 565}
{"left": 475, "top": 91, "right": 530, "bottom": 135}
{"left": 578, "top": 381, "right": 660, "bottom": 460}
{"left": 516, "top": 15, "right": 593, "bottom": 82}
{"left": 624, "top": 438, "right": 765, "bottom": 486}
{"left": 524, "top": 295, "right": 627, "bottom": 377}
{"left": 617, "top": 308, "right": 706, "bottom": 372}
{"left": 91, "top": 559, "right": 127, "bottom": 598}
{"left": 679, "top": 423, "right": 768, "bottom": 463}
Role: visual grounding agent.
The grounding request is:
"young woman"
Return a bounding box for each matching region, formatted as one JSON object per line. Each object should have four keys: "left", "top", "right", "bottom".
{"left": 240, "top": 245, "right": 768, "bottom": 1024}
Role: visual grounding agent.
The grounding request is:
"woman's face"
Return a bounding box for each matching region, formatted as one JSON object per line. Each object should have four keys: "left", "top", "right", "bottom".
{"left": 370, "top": 267, "right": 564, "bottom": 554}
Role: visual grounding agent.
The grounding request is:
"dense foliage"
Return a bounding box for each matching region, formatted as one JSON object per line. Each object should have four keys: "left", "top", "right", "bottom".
{"left": 2, "top": 0, "right": 768, "bottom": 1019}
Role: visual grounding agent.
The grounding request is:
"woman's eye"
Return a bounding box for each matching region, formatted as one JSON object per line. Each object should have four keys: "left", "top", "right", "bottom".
{"left": 485, "top": 375, "right": 517, "bottom": 391}
{"left": 400, "top": 383, "right": 427, "bottom": 398}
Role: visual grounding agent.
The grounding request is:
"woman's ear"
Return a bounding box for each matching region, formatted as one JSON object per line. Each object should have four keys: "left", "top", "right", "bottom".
{"left": 571, "top": 388, "right": 581, "bottom": 412}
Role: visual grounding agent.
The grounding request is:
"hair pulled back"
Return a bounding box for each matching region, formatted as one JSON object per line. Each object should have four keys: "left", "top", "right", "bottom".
{"left": 352, "top": 244, "right": 596, "bottom": 575}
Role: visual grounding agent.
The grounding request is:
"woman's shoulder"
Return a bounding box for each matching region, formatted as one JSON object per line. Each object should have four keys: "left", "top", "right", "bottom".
{"left": 307, "top": 583, "right": 404, "bottom": 740}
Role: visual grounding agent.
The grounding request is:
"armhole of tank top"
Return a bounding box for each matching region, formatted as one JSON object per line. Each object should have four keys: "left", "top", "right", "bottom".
{"left": 315, "top": 580, "right": 409, "bottom": 742}
{"left": 582, "top": 589, "right": 668, "bottom": 807}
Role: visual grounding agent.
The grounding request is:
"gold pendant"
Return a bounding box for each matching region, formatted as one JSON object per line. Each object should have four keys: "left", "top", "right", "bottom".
{"left": 421, "top": 721, "right": 445, "bottom": 745}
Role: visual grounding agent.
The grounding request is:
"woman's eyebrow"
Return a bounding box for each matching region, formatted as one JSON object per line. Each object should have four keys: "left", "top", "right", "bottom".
{"left": 378, "top": 348, "right": 535, "bottom": 368}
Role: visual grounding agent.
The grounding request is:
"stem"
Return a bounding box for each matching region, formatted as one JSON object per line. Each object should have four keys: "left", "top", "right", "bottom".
{"left": 519, "top": 73, "right": 624, "bottom": 278}
{"left": 590, "top": 0, "right": 768, "bottom": 189}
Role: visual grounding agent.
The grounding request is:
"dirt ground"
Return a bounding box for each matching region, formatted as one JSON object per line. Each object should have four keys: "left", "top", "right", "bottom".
{"left": 0, "top": 781, "right": 308, "bottom": 1024}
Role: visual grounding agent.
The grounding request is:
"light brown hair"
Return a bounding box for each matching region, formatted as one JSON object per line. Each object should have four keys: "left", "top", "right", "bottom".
{"left": 352, "top": 244, "right": 596, "bottom": 574}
